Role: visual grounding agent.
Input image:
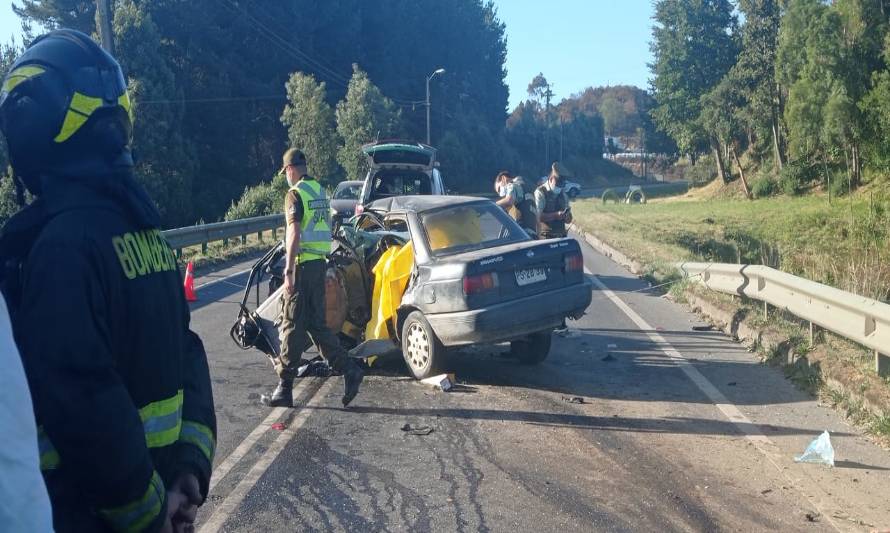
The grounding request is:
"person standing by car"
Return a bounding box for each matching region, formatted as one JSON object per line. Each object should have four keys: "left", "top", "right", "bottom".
{"left": 0, "top": 30, "right": 216, "bottom": 532}
{"left": 494, "top": 171, "right": 537, "bottom": 235}
{"left": 535, "top": 163, "right": 574, "bottom": 335}
{"left": 269, "top": 148, "right": 364, "bottom": 408}
{"left": 535, "top": 163, "right": 573, "bottom": 239}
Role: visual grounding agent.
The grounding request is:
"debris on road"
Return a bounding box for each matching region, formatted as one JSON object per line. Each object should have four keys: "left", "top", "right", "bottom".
{"left": 760, "top": 489, "right": 773, "bottom": 495}
{"left": 795, "top": 431, "right": 835, "bottom": 467}
{"left": 563, "top": 396, "right": 586, "bottom": 404}
{"left": 727, "top": 382, "right": 737, "bottom": 387}
{"left": 401, "top": 423, "right": 434, "bottom": 436}
{"left": 805, "top": 512, "right": 821, "bottom": 523}
{"left": 420, "top": 373, "right": 455, "bottom": 391}
{"left": 260, "top": 394, "right": 272, "bottom": 406}
{"left": 692, "top": 325, "right": 715, "bottom": 331}
{"left": 601, "top": 354, "right": 617, "bottom": 362}
{"left": 296, "top": 358, "right": 333, "bottom": 378}
{"left": 271, "top": 423, "right": 286, "bottom": 431}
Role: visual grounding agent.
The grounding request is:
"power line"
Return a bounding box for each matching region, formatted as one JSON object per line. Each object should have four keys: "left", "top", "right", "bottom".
{"left": 138, "top": 94, "right": 287, "bottom": 105}
{"left": 220, "top": 0, "right": 427, "bottom": 106}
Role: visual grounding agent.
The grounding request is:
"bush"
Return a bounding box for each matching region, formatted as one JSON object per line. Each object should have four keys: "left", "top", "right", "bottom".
{"left": 684, "top": 155, "right": 717, "bottom": 187}
{"left": 829, "top": 173, "right": 851, "bottom": 198}
{"left": 778, "top": 159, "right": 817, "bottom": 196}
{"left": 225, "top": 173, "right": 289, "bottom": 221}
{"left": 751, "top": 177, "right": 777, "bottom": 198}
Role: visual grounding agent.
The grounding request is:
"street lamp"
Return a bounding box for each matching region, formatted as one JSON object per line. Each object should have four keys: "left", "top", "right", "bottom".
{"left": 426, "top": 68, "right": 445, "bottom": 145}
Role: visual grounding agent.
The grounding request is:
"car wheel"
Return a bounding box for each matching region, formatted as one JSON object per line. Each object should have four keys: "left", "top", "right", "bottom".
{"left": 511, "top": 330, "right": 552, "bottom": 365}
{"left": 401, "top": 311, "right": 444, "bottom": 379}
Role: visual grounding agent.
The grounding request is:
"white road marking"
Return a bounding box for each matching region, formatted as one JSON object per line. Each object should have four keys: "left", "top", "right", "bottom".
{"left": 206, "top": 379, "right": 310, "bottom": 494}
{"left": 199, "top": 378, "right": 335, "bottom": 533}
{"left": 584, "top": 266, "right": 845, "bottom": 532}
{"left": 196, "top": 268, "right": 252, "bottom": 290}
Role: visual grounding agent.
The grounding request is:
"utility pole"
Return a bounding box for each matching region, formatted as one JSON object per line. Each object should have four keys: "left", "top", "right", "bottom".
{"left": 544, "top": 84, "right": 553, "bottom": 168}
{"left": 425, "top": 68, "right": 445, "bottom": 145}
{"left": 96, "top": 0, "right": 115, "bottom": 54}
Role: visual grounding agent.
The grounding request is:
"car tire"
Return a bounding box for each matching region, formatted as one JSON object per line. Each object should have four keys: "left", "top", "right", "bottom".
{"left": 511, "top": 330, "right": 552, "bottom": 365}
{"left": 401, "top": 311, "right": 445, "bottom": 379}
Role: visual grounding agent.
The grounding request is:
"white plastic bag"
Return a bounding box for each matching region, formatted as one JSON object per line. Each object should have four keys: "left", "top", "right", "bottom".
{"left": 794, "top": 431, "right": 835, "bottom": 467}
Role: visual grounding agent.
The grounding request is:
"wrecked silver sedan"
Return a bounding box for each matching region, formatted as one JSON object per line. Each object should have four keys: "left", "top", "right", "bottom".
{"left": 231, "top": 196, "right": 592, "bottom": 379}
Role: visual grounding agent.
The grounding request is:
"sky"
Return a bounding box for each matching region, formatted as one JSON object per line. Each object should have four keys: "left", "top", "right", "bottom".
{"left": 0, "top": 1, "right": 656, "bottom": 110}
{"left": 494, "top": 0, "right": 655, "bottom": 108}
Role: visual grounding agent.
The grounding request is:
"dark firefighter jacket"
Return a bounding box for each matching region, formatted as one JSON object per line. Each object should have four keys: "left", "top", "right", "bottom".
{"left": 0, "top": 173, "right": 216, "bottom": 533}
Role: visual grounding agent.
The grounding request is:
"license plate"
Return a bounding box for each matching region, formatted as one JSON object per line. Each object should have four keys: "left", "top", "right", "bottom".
{"left": 515, "top": 267, "right": 547, "bottom": 286}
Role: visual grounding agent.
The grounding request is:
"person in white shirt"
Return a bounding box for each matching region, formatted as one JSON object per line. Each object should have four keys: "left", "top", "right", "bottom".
{"left": 0, "top": 293, "right": 53, "bottom": 532}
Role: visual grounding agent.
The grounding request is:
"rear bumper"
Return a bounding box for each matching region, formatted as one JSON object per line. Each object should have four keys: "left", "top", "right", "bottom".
{"left": 426, "top": 279, "right": 593, "bottom": 346}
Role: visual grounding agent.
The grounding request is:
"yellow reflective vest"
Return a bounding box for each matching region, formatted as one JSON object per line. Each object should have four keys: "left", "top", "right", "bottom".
{"left": 291, "top": 179, "right": 332, "bottom": 263}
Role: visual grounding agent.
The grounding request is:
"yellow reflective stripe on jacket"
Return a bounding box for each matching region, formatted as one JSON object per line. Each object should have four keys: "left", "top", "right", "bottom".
{"left": 35, "top": 391, "right": 183, "bottom": 473}
{"left": 2, "top": 65, "right": 45, "bottom": 94}
{"left": 180, "top": 420, "right": 215, "bottom": 463}
{"left": 54, "top": 92, "right": 105, "bottom": 143}
{"left": 140, "top": 389, "right": 183, "bottom": 448}
{"left": 99, "top": 470, "right": 165, "bottom": 533}
{"left": 37, "top": 426, "right": 60, "bottom": 471}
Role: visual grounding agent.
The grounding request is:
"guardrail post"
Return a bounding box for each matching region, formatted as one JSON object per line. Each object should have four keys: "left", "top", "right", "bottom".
{"left": 809, "top": 321, "right": 815, "bottom": 346}
{"left": 201, "top": 242, "right": 207, "bottom": 255}
{"left": 257, "top": 230, "right": 263, "bottom": 242}
{"left": 877, "top": 351, "right": 890, "bottom": 377}
{"left": 763, "top": 301, "right": 768, "bottom": 320}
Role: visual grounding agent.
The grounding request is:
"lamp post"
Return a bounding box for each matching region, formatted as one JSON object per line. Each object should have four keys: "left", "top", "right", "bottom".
{"left": 426, "top": 68, "right": 445, "bottom": 145}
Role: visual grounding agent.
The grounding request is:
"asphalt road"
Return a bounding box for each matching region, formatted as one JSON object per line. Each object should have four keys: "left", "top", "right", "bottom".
{"left": 188, "top": 237, "right": 890, "bottom": 532}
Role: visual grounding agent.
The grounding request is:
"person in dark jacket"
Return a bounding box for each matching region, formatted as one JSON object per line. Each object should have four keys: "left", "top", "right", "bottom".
{"left": 0, "top": 30, "right": 216, "bottom": 533}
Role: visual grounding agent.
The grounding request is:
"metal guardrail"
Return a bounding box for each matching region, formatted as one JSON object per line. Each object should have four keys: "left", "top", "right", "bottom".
{"left": 678, "top": 262, "right": 890, "bottom": 374}
{"left": 162, "top": 214, "right": 283, "bottom": 255}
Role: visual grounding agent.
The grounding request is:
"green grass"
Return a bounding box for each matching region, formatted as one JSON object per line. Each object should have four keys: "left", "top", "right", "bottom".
{"left": 572, "top": 192, "right": 890, "bottom": 302}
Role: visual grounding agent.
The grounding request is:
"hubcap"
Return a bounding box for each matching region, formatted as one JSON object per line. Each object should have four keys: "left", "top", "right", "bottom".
{"left": 405, "top": 322, "right": 431, "bottom": 370}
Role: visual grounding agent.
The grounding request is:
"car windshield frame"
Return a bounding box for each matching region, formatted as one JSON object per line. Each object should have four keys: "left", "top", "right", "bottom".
{"left": 333, "top": 183, "right": 361, "bottom": 200}
{"left": 417, "top": 201, "right": 530, "bottom": 258}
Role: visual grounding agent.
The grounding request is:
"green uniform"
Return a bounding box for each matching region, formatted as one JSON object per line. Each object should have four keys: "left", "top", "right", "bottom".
{"left": 276, "top": 176, "right": 349, "bottom": 379}
{"left": 534, "top": 184, "right": 569, "bottom": 239}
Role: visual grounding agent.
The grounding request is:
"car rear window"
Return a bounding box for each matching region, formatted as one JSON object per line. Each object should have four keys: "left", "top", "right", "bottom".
{"left": 334, "top": 184, "right": 361, "bottom": 199}
{"left": 369, "top": 170, "right": 431, "bottom": 201}
{"left": 421, "top": 202, "right": 529, "bottom": 256}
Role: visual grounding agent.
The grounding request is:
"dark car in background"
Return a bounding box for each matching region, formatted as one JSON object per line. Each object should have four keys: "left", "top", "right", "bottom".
{"left": 330, "top": 180, "right": 363, "bottom": 230}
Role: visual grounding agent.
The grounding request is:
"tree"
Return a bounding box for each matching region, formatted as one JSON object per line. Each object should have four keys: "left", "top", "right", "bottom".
{"left": 599, "top": 92, "right": 627, "bottom": 136}
{"left": 114, "top": 0, "right": 195, "bottom": 227}
{"left": 280, "top": 72, "right": 340, "bottom": 184}
{"left": 734, "top": 0, "right": 783, "bottom": 168}
{"left": 650, "top": 0, "right": 739, "bottom": 166}
{"left": 335, "top": 65, "right": 400, "bottom": 180}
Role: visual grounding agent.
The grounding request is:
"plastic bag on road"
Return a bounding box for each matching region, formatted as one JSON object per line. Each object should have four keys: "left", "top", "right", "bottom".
{"left": 794, "top": 431, "right": 835, "bottom": 467}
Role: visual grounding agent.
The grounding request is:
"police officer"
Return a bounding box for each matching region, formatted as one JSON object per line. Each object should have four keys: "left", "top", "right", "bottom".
{"left": 534, "top": 163, "right": 573, "bottom": 239}
{"left": 494, "top": 171, "right": 537, "bottom": 236}
{"left": 268, "top": 148, "right": 364, "bottom": 408}
{"left": 0, "top": 30, "right": 216, "bottom": 532}
{"left": 535, "top": 163, "right": 573, "bottom": 335}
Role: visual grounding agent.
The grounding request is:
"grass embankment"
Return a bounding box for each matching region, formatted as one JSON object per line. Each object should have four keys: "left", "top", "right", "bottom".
{"left": 572, "top": 190, "right": 890, "bottom": 440}
{"left": 178, "top": 232, "right": 278, "bottom": 272}
{"left": 573, "top": 190, "right": 890, "bottom": 302}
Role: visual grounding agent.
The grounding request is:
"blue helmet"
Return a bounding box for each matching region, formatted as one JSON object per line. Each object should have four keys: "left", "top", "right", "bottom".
{"left": 0, "top": 29, "right": 133, "bottom": 193}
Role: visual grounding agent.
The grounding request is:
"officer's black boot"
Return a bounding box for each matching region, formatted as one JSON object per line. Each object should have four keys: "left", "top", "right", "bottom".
{"left": 341, "top": 359, "right": 364, "bottom": 407}
{"left": 269, "top": 379, "right": 294, "bottom": 408}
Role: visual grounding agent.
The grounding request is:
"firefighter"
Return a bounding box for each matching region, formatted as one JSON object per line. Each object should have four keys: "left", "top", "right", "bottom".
{"left": 534, "top": 163, "right": 573, "bottom": 239}
{"left": 0, "top": 30, "right": 216, "bottom": 532}
{"left": 268, "top": 148, "right": 364, "bottom": 408}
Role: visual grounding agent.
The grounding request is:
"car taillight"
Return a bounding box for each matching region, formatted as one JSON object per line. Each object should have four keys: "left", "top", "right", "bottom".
{"left": 355, "top": 203, "right": 364, "bottom": 215}
{"left": 463, "top": 272, "right": 499, "bottom": 295}
{"left": 564, "top": 252, "right": 583, "bottom": 273}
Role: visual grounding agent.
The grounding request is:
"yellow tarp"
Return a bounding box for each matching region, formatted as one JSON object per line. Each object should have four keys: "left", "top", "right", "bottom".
{"left": 424, "top": 207, "right": 483, "bottom": 252}
{"left": 365, "top": 241, "right": 415, "bottom": 341}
